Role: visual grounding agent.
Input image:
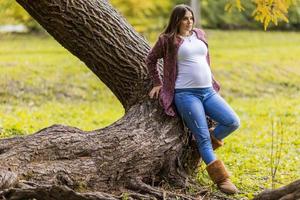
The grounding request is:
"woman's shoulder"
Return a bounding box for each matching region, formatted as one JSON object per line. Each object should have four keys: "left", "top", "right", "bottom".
{"left": 192, "top": 27, "right": 206, "bottom": 36}
{"left": 155, "top": 33, "right": 172, "bottom": 45}
{"left": 158, "top": 33, "right": 170, "bottom": 40}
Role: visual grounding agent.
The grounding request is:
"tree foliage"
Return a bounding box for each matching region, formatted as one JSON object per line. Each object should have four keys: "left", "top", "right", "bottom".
{"left": 109, "top": 0, "right": 172, "bottom": 38}
{"left": 0, "top": 1, "right": 28, "bottom": 23}
{"left": 0, "top": 0, "right": 299, "bottom": 32}
{"left": 0, "top": 1, "right": 42, "bottom": 31}
{"left": 201, "top": 0, "right": 260, "bottom": 29}
{"left": 226, "top": 0, "right": 298, "bottom": 30}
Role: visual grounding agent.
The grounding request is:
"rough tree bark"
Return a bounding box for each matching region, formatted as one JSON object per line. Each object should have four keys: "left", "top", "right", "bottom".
{"left": 0, "top": 0, "right": 214, "bottom": 200}
{"left": 1, "top": 0, "right": 298, "bottom": 200}
{"left": 253, "top": 180, "right": 300, "bottom": 200}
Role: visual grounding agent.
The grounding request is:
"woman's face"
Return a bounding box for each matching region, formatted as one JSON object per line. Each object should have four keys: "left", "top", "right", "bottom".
{"left": 179, "top": 11, "right": 194, "bottom": 34}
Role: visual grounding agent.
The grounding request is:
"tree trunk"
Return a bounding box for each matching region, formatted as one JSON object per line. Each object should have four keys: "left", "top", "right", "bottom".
{"left": 1, "top": 0, "right": 213, "bottom": 199}
{"left": 190, "top": 0, "right": 200, "bottom": 27}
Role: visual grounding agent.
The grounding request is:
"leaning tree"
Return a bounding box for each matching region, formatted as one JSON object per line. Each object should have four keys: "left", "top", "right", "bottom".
{"left": 0, "top": 1, "right": 299, "bottom": 200}
{"left": 0, "top": 1, "right": 215, "bottom": 199}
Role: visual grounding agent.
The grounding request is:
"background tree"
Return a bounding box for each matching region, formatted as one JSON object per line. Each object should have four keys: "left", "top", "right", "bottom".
{"left": 190, "top": 0, "right": 201, "bottom": 27}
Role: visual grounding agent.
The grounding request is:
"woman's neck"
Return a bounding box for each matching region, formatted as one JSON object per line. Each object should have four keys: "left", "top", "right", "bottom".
{"left": 179, "top": 30, "right": 192, "bottom": 37}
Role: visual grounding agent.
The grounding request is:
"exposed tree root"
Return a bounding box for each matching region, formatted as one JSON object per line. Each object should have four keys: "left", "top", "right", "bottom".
{"left": 126, "top": 177, "right": 210, "bottom": 200}
{"left": 0, "top": 183, "right": 233, "bottom": 200}
{"left": 0, "top": 170, "right": 18, "bottom": 190}
{"left": 253, "top": 179, "right": 300, "bottom": 200}
{"left": 0, "top": 185, "right": 121, "bottom": 200}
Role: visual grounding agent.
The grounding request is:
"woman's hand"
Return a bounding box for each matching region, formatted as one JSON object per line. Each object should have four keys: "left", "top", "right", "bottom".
{"left": 212, "top": 78, "right": 221, "bottom": 92}
{"left": 149, "top": 85, "right": 162, "bottom": 99}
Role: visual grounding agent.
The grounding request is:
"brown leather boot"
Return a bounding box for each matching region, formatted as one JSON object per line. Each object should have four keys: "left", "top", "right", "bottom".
{"left": 210, "top": 133, "right": 223, "bottom": 150}
{"left": 206, "top": 160, "right": 239, "bottom": 194}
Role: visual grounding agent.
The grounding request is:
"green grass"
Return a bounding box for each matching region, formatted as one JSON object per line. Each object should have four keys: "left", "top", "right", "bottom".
{"left": 196, "top": 30, "right": 300, "bottom": 199}
{"left": 0, "top": 34, "right": 124, "bottom": 136}
{"left": 0, "top": 31, "right": 299, "bottom": 199}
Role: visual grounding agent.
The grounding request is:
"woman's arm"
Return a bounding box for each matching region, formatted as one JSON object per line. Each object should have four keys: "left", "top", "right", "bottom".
{"left": 145, "top": 36, "right": 164, "bottom": 87}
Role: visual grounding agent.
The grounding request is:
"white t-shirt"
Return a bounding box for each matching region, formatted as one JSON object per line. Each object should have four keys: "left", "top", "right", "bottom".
{"left": 175, "top": 32, "right": 212, "bottom": 89}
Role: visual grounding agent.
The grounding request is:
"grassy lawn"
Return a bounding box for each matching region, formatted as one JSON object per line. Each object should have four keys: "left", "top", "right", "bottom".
{"left": 0, "top": 31, "right": 299, "bottom": 199}
{"left": 0, "top": 34, "right": 124, "bottom": 137}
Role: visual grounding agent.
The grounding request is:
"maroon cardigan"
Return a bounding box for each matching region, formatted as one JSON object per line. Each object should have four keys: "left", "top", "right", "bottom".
{"left": 146, "top": 28, "right": 220, "bottom": 117}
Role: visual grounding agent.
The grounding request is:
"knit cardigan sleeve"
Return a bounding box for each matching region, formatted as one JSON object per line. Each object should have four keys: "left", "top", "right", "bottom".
{"left": 145, "top": 36, "right": 164, "bottom": 87}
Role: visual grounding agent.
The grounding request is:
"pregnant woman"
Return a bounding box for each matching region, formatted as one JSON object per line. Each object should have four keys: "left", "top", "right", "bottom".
{"left": 146, "top": 4, "right": 240, "bottom": 194}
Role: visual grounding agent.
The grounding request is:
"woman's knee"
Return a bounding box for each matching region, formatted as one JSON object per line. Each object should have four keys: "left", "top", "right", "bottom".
{"left": 228, "top": 116, "right": 240, "bottom": 130}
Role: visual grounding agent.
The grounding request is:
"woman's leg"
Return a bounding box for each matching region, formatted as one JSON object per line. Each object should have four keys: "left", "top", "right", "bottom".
{"left": 174, "top": 91, "right": 216, "bottom": 165}
{"left": 175, "top": 89, "right": 238, "bottom": 194}
{"left": 200, "top": 88, "right": 239, "bottom": 194}
{"left": 203, "top": 91, "right": 240, "bottom": 140}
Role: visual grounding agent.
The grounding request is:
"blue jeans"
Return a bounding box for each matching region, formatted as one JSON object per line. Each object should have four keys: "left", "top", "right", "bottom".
{"left": 174, "top": 87, "right": 240, "bottom": 165}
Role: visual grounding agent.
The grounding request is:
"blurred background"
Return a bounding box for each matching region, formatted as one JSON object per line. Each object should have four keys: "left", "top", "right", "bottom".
{"left": 1, "top": 0, "right": 300, "bottom": 35}
{"left": 0, "top": 1, "right": 299, "bottom": 199}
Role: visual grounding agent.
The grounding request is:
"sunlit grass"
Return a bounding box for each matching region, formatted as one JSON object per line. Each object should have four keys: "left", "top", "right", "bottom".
{"left": 0, "top": 33, "right": 124, "bottom": 136}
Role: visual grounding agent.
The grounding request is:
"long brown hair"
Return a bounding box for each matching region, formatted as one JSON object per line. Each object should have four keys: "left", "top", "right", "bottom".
{"left": 162, "top": 4, "right": 194, "bottom": 50}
